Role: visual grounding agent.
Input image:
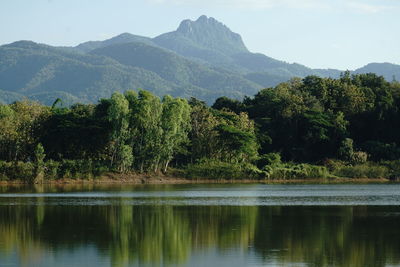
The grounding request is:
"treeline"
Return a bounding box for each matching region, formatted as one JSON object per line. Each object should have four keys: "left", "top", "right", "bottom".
{"left": 0, "top": 89, "right": 258, "bottom": 182}
{"left": 1, "top": 72, "right": 400, "bottom": 182}
{"left": 213, "top": 72, "right": 400, "bottom": 179}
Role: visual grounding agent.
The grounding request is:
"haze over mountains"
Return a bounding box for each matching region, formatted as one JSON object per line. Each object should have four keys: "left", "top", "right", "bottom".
{"left": 0, "top": 15, "right": 399, "bottom": 105}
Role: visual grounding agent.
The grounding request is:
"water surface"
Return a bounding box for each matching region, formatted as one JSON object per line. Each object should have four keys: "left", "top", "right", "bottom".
{"left": 0, "top": 183, "right": 399, "bottom": 267}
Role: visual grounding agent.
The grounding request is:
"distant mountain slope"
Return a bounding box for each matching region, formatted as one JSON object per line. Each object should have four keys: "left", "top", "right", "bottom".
{"left": 90, "top": 42, "right": 261, "bottom": 97}
{"left": 0, "top": 41, "right": 184, "bottom": 102}
{"left": 0, "top": 15, "right": 399, "bottom": 105}
{"left": 76, "top": 33, "right": 155, "bottom": 53}
{"left": 152, "top": 16, "right": 342, "bottom": 77}
{"left": 0, "top": 40, "right": 261, "bottom": 104}
{"left": 354, "top": 63, "right": 400, "bottom": 82}
{"left": 0, "top": 90, "right": 24, "bottom": 104}
{"left": 72, "top": 15, "right": 399, "bottom": 87}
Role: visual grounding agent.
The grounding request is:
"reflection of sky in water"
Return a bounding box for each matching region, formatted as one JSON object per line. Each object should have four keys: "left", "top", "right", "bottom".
{"left": 0, "top": 246, "right": 110, "bottom": 267}
{"left": 0, "top": 246, "right": 311, "bottom": 267}
{"left": 1, "top": 184, "right": 400, "bottom": 206}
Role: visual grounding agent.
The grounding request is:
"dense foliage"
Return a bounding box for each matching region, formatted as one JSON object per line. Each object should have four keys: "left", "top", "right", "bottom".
{"left": 1, "top": 73, "right": 400, "bottom": 182}
{"left": 0, "top": 89, "right": 259, "bottom": 181}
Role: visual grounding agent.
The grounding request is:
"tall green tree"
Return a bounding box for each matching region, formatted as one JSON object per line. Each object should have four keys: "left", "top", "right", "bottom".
{"left": 108, "top": 92, "right": 131, "bottom": 172}
{"left": 0, "top": 101, "right": 49, "bottom": 162}
{"left": 130, "top": 90, "right": 163, "bottom": 172}
{"left": 159, "top": 96, "right": 191, "bottom": 172}
{"left": 189, "top": 98, "right": 219, "bottom": 162}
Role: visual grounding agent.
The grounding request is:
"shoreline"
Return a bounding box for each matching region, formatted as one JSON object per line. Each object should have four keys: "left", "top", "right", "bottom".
{"left": 0, "top": 172, "right": 392, "bottom": 186}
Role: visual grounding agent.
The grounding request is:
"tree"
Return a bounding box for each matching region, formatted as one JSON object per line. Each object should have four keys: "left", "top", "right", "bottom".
{"left": 338, "top": 138, "right": 354, "bottom": 162}
{"left": 212, "top": 96, "right": 243, "bottom": 114}
{"left": 0, "top": 104, "right": 16, "bottom": 161}
{"left": 0, "top": 101, "right": 49, "bottom": 162}
{"left": 33, "top": 143, "right": 45, "bottom": 184}
{"left": 108, "top": 92, "right": 131, "bottom": 172}
{"left": 189, "top": 99, "right": 219, "bottom": 162}
{"left": 130, "top": 90, "right": 163, "bottom": 172}
{"left": 159, "top": 96, "right": 191, "bottom": 172}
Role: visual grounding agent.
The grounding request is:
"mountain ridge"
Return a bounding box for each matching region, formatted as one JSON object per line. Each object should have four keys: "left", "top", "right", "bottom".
{"left": 0, "top": 15, "right": 399, "bottom": 105}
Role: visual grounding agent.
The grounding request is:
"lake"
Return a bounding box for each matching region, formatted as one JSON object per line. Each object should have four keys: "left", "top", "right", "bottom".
{"left": 0, "top": 183, "right": 400, "bottom": 267}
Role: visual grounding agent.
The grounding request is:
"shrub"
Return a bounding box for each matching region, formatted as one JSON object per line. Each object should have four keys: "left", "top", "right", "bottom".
{"left": 0, "top": 161, "right": 35, "bottom": 181}
{"left": 266, "top": 163, "right": 329, "bottom": 180}
{"left": 363, "top": 141, "right": 400, "bottom": 161}
{"left": 257, "top": 153, "right": 281, "bottom": 168}
{"left": 381, "top": 160, "right": 400, "bottom": 180}
{"left": 92, "top": 162, "right": 110, "bottom": 177}
{"left": 0, "top": 161, "right": 10, "bottom": 181}
{"left": 322, "top": 159, "right": 345, "bottom": 172}
{"left": 167, "top": 168, "right": 186, "bottom": 178}
{"left": 351, "top": 151, "right": 368, "bottom": 165}
{"left": 338, "top": 138, "right": 354, "bottom": 161}
{"left": 44, "top": 160, "right": 60, "bottom": 180}
{"left": 58, "top": 159, "right": 101, "bottom": 179}
{"left": 334, "top": 164, "right": 389, "bottom": 178}
{"left": 185, "top": 159, "right": 265, "bottom": 180}
{"left": 0, "top": 159, "right": 109, "bottom": 181}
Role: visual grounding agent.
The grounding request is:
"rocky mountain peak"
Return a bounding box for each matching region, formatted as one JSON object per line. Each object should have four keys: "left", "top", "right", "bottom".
{"left": 175, "top": 15, "right": 248, "bottom": 55}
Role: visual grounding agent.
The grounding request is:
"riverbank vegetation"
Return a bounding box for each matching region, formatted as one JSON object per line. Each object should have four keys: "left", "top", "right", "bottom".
{"left": 1, "top": 72, "right": 400, "bottom": 182}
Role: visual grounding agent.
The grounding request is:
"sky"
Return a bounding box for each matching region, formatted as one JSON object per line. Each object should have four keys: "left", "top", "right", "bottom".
{"left": 0, "top": 0, "right": 399, "bottom": 70}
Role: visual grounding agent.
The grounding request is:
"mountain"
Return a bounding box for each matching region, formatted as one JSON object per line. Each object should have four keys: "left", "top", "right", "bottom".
{"left": 354, "top": 63, "right": 400, "bottom": 82}
{"left": 0, "top": 15, "right": 399, "bottom": 105}
{"left": 76, "top": 33, "right": 155, "bottom": 53}
{"left": 90, "top": 42, "right": 261, "bottom": 97}
{"left": 153, "top": 15, "right": 247, "bottom": 69}
{"left": 0, "top": 41, "right": 182, "bottom": 104}
{"left": 0, "top": 40, "right": 261, "bottom": 105}
{"left": 153, "top": 16, "right": 343, "bottom": 78}
{"left": 0, "top": 89, "right": 24, "bottom": 104}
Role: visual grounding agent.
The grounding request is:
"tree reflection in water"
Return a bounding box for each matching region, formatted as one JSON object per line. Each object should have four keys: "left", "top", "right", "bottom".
{"left": 0, "top": 197, "right": 399, "bottom": 266}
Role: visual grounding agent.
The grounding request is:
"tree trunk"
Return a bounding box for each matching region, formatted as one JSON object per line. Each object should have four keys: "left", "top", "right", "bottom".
{"left": 163, "top": 161, "right": 170, "bottom": 173}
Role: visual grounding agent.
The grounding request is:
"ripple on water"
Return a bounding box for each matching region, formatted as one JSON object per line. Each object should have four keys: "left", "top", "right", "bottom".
{"left": 0, "top": 184, "right": 400, "bottom": 206}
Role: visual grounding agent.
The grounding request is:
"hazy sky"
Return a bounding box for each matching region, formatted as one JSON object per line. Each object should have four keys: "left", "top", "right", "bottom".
{"left": 0, "top": 0, "right": 399, "bottom": 70}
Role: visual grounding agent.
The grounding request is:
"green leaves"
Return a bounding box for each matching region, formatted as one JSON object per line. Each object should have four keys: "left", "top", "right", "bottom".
{"left": 0, "top": 101, "right": 49, "bottom": 162}
{"left": 106, "top": 90, "right": 192, "bottom": 173}
{"left": 108, "top": 92, "right": 130, "bottom": 172}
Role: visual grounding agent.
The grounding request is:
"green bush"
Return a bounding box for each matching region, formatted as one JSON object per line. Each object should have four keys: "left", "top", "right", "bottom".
{"left": 44, "top": 160, "right": 60, "bottom": 180}
{"left": 266, "top": 163, "right": 329, "bottom": 180}
{"left": 58, "top": 159, "right": 103, "bottom": 179}
{"left": 381, "top": 160, "right": 400, "bottom": 180}
{"left": 0, "top": 161, "right": 35, "bottom": 181}
{"left": 334, "top": 164, "right": 389, "bottom": 178}
{"left": 0, "top": 159, "right": 109, "bottom": 181}
{"left": 257, "top": 153, "right": 281, "bottom": 168}
{"left": 322, "top": 159, "right": 346, "bottom": 172}
{"left": 351, "top": 151, "right": 368, "bottom": 165}
{"left": 167, "top": 168, "right": 186, "bottom": 178}
{"left": 92, "top": 162, "right": 110, "bottom": 177}
{"left": 363, "top": 141, "right": 400, "bottom": 161}
{"left": 0, "top": 161, "right": 10, "bottom": 181}
{"left": 185, "top": 159, "right": 265, "bottom": 180}
{"left": 14, "top": 162, "right": 35, "bottom": 181}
